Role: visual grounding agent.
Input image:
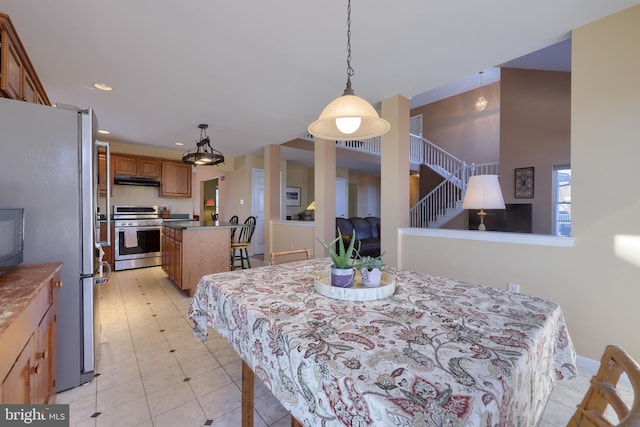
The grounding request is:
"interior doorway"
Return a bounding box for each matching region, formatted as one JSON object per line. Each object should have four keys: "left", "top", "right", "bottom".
{"left": 203, "top": 178, "right": 218, "bottom": 222}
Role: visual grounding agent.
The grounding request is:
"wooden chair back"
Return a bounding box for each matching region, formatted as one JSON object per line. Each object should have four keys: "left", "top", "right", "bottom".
{"left": 270, "top": 249, "right": 311, "bottom": 265}
{"left": 229, "top": 215, "right": 239, "bottom": 240}
{"left": 233, "top": 216, "right": 256, "bottom": 245}
{"left": 568, "top": 345, "right": 640, "bottom": 427}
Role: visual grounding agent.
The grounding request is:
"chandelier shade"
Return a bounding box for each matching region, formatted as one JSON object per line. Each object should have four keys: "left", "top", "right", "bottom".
{"left": 182, "top": 124, "right": 225, "bottom": 167}
{"left": 308, "top": 94, "right": 390, "bottom": 140}
{"left": 307, "top": 0, "right": 390, "bottom": 141}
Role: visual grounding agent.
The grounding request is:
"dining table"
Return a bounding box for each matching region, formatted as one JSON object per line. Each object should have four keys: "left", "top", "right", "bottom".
{"left": 188, "top": 258, "right": 577, "bottom": 426}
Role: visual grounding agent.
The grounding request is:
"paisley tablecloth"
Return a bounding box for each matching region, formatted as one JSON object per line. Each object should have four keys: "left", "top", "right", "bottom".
{"left": 188, "top": 258, "right": 577, "bottom": 426}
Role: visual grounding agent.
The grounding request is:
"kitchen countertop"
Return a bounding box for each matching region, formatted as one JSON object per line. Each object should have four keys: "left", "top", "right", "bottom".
{"left": 0, "top": 262, "right": 63, "bottom": 336}
{"left": 162, "top": 220, "right": 242, "bottom": 230}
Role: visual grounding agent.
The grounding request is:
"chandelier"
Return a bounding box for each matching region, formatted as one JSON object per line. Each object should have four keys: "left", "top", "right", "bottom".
{"left": 475, "top": 71, "right": 488, "bottom": 112}
{"left": 182, "top": 124, "right": 225, "bottom": 167}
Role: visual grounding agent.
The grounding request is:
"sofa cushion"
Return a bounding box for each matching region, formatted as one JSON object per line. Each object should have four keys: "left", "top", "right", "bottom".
{"left": 366, "top": 216, "right": 381, "bottom": 239}
{"left": 350, "top": 217, "right": 373, "bottom": 240}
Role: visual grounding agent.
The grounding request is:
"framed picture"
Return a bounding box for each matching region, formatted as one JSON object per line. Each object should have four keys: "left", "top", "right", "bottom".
{"left": 286, "top": 186, "right": 301, "bottom": 207}
{"left": 515, "top": 167, "right": 535, "bottom": 199}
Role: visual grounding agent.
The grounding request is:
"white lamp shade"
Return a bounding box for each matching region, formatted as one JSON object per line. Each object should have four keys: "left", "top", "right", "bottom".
{"left": 308, "top": 94, "right": 391, "bottom": 140}
{"left": 462, "top": 175, "right": 506, "bottom": 209}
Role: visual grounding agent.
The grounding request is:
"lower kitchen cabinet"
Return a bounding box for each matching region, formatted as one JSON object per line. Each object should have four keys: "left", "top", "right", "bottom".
{"left": 99, "top": 222, "right": 115, "bottom": 267}
{"left": 0, "top": 263, "right": 62, "bottom": 404}
{"left": 162, "top": 225, "right": 230, "bottom": 296}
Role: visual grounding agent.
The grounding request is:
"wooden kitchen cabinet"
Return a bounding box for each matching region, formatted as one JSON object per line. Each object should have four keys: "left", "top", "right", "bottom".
{"left": 99, "top": 222, "right": 114, "bottom": 267}
{"left": 162, "top": 225, "right": 230, "bottom": 296}
{"left": 0, "top": 263, "right": 62, "bottom": 404}
{"left": 162, "top": 226, "right": 182, "bottom": 287}
{"left": 0, "top": 13, "right": 50, "bottom": 105}
{"left": 113, "top": 154, "right": 161, "bottom": 179}
{"left": 98, "top": 152, "right": 112, "bottom": 195}
{"left": 160, "top": 161, "right": 192, "bottom": 198}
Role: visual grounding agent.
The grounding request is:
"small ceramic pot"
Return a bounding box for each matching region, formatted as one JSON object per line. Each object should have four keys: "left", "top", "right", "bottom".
{"left": 360, "top": 267, "right": 382, "bottom": 288}
{"left": 330, "top": 266, "right": 355, "bottom": 288}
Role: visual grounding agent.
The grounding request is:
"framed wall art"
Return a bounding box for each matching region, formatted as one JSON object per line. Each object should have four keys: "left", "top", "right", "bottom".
{"left": 286, "top": 186, "right": 301, "bottom": 207}
{"left": 514, "top": 167, "right": 534, "bottom": 199}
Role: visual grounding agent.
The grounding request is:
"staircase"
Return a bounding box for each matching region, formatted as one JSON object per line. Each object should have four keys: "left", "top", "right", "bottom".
{"left": 409, "top": 134, "right": 498, "bottom": 228}
{"left": 305, "top": 132, "right": 498, "bottom": 229}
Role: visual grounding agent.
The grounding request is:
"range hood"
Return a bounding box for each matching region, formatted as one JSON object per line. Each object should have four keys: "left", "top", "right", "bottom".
{"left": 114, "top": 175, "right": 160, "bottom": 187}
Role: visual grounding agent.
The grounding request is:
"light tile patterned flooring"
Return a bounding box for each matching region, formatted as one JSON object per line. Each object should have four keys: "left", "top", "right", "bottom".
{"left": 57, "top": 262, "right": 629, "bottom": 427}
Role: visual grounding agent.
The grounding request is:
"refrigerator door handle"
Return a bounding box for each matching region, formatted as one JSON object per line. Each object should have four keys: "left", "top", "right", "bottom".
{"left": 96, "top": 141, "right": 111, "bottom": 246}
{"left": 94, "top": 260, "right": 112, "bottom": 284}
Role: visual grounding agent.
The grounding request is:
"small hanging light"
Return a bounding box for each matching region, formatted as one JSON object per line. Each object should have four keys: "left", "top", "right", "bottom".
{"left": 308, "top": 0, "right": 390, "bottom": 141}
{"left": 475, "top": 71, "right": 488, "bottom": 112}
{"left": 182, "top": 124, "right": 225, "bottom": 167}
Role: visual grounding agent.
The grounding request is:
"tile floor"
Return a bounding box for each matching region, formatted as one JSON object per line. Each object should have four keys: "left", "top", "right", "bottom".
{"left": 56, "top": 261, "right": 631, "bottom": 427}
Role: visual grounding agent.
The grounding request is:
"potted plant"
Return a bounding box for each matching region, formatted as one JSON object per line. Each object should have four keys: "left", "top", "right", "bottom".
{"left": 358, "top": 255, "right": 385, "bottom": 287}
{"left": 317, "top": 229, "right": 360, "bottom": 288}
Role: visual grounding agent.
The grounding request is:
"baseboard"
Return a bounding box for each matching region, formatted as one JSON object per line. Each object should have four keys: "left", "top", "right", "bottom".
{"left": 576, "top": 354, "right": 599, "bottom": 374}
{"left": 575, "top": 353, "right": 631, "bottom": 385}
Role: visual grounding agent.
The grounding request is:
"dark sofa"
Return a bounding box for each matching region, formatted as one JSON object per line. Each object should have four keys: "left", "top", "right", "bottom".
{"left": 335, "top": 216, "right": 381, "bottom": 257}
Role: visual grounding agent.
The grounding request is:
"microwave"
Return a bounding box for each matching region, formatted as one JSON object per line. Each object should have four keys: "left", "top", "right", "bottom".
{"left": 0, "top": 208, "right": 24, "bottom": 268}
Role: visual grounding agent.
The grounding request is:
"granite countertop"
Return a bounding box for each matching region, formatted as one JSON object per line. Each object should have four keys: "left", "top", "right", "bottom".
{"left": 162, "top": 220, "right": 242, "bottom": 230}
{"left": 0, "top": 262, "right": 62, "bottom": 336}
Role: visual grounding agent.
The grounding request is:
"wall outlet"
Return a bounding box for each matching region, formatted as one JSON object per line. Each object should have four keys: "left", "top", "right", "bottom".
{"left": 507, "top": 282, "right": 520, "bottom": 293}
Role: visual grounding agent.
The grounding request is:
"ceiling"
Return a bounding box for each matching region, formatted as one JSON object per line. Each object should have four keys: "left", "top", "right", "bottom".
{"left": 1, "top": 1, "right": 637, "bottom": 168}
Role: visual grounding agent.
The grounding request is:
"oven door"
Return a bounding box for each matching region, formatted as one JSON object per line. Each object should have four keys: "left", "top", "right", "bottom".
{"left": 114, "top": 225, "right": 162, "bottom": 261}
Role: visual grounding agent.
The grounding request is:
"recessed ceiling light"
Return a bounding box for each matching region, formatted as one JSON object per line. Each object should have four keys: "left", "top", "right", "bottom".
{"left": 93, "top": 83, "right": 113, "bottom": 91}
{"left": 175, "top": 142, "right": 185, "bottom": 146}
{"left": 98, "top": 130, "right": 110, "bottom": 135}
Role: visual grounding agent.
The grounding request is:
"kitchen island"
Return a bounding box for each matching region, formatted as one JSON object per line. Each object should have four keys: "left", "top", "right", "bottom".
{"left": 162, "top": 221, "right": 239, "bottom": 296}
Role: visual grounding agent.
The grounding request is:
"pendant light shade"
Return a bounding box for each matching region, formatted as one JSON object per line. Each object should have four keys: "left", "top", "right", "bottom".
{"left": 308, "top": 94, "right": 390, "bottom": 140}
{"left": 308, "top": 0, "right": 390, "bottom": 141}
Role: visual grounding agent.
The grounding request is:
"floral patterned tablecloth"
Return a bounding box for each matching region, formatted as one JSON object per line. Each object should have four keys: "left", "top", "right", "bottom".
{"left": 188, "top": 258, "right": 577, "bottom": 427}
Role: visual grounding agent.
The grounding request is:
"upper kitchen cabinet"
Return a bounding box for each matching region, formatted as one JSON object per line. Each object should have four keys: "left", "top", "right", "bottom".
{"left": 113, "top": 154, "right": 161, "bottom": 179}
{"left": 0, "top": 13, "right": 50, "bottom": 105}
{"left": 160, "top": 161, "right": 191, "bottom": 198}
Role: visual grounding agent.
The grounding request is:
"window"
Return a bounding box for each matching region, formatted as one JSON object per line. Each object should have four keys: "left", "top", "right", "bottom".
{"left": 553, "top": 166, "right": 571, "bottom": 236}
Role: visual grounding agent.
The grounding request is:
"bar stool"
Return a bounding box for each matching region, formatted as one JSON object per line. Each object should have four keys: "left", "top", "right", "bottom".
{"left": 230, "top": 216, "right": 256, "bottom": 270}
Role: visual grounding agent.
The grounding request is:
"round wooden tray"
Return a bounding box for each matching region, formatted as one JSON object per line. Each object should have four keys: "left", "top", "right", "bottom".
{"left": 313, "top": 270, "right": 396, "bottom": 302}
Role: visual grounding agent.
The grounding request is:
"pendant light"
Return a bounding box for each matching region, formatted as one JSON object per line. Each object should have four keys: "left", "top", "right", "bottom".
{"left": 475, "top": 71, "right": 488, "bottom": 112}
{"left": 308, "top": 0, "right": 390, "bottom": 141}
{"left": 182, "top": 124, "right": 225, "bottom": 167}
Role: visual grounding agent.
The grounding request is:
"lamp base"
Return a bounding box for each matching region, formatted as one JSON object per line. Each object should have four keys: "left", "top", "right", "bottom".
{"left": 477, "top": 209, "right": 487, "bottom": 231}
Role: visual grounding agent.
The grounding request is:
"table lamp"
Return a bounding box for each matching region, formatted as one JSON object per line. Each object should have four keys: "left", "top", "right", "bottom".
{"left": 462, "top": 175, "right": 505, "bottom": 231}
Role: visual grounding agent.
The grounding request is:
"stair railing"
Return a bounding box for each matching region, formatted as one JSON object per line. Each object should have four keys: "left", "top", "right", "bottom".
{"left": 410, "top": 161, "right": 500, "bottom": 228}
{"left": 410, "top": 133, "right": 466, "bottom": 180}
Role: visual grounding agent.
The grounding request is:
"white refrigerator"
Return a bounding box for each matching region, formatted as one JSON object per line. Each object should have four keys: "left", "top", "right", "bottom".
{"left": 0, "top": 98, "right": 111, "bottom": 391}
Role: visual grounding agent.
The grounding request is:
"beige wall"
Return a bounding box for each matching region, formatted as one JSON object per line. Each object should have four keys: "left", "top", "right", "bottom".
{"left": 271, "top": 221, "right": 315, "bottom": 255}
{"left": 285, "top": 164, "right": 313, "bottom": 218}
{"left": 226, "top": 154, "right": 263, "bottom": 222}
{"left": 398, "top": 4, "right": 640, "bottom": 361}
{"left": 411, "top": 81, "right": 501, "bottom": 164}
{"left": 500, "top": 68, "right": 571, "bottom": 234}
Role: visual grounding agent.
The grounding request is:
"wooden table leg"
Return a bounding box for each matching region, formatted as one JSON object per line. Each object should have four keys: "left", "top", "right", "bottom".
{"left": 291, "top": 415, "right": 303, "bottom": 426}
{"left": 242, "top": 360, "right": 254, "bottom": 427}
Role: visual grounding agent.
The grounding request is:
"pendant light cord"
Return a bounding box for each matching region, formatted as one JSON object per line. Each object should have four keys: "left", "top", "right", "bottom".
{"left": 343, "top": 0, "right": 355, "bottom": 95}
